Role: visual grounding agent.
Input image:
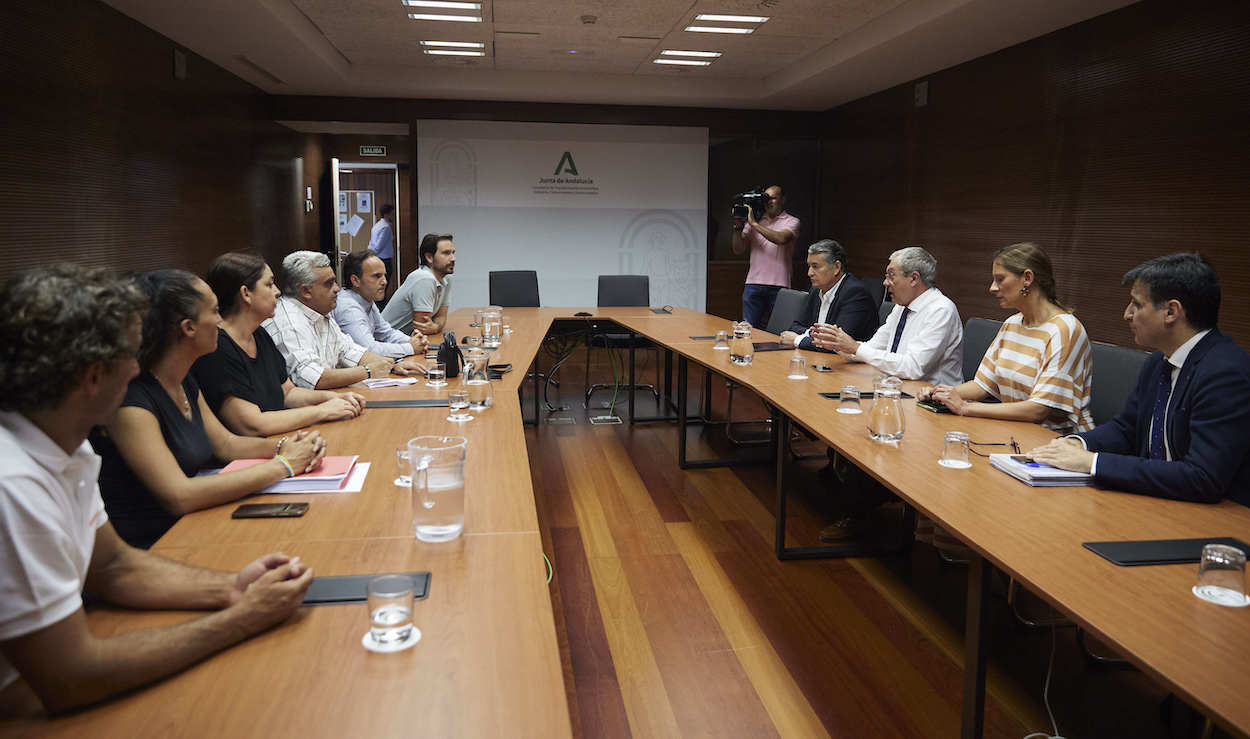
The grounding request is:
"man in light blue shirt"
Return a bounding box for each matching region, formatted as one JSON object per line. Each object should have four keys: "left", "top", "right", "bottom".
{"left": 331, "top": 249, "right": 427, "bottom": 360}
{"left": 369, "top": 205, "right": 396, "bottom": 282}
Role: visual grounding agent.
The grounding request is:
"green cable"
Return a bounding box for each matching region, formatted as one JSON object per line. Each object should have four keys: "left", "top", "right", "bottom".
{"left": 543, "top": 553, "right": 553, "bottom": 584}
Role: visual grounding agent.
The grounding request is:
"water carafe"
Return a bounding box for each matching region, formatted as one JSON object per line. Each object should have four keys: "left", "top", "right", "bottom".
{"left": 729, "top": 322, "right": 754, "bottom": 366}
{"left": 462, "top": 348, "right": 493, "bottom": 411}
{"left": 868, "top": 375, "right": 905, "bottom": 442}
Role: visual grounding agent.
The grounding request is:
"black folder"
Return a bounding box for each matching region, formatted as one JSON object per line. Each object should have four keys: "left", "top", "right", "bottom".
{"left": 365, "top": 399, "right": 450, "bottom": 408}
{"left": 303, "top": 572, "right": 431, "bottom": 605}
{"left": 1083, "top": 537, "right": 1250, "bottom": 566}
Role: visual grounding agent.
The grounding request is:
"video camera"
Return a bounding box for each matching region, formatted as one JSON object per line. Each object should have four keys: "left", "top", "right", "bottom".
{"left": 731, "top": 187, "right": 771, "bottom": 221}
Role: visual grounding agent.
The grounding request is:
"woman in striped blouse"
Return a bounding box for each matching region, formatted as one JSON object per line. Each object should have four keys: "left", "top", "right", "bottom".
{"left": 921, "top": 242, "right": 1094, "bottom": 434}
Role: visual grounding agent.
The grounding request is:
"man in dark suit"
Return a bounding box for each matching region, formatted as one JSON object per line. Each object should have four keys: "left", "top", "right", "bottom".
{"left": 779, "top": 239, "right": 879, "bottom": 351}
{"left": 1030, "top": 252, "right": 1250, "bottom": 506}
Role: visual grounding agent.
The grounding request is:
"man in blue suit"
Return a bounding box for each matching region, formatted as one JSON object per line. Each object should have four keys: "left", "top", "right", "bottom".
{"left": 779, "top": 239, "right": 879, "bottom": 350}
{"left": 1030, "top": 252, "right": 1250, "bottom": 506}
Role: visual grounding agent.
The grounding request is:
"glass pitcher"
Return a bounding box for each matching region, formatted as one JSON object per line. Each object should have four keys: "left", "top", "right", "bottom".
{"left": 462, "top": 348, "right": 493, "bottom": 411}
{"left": 729, "top": 322, "right": 754, "bottom": 366}
{"left": 409, "top": 435, "right": 467, "bottom": 542}
{"left": 481, "top": 308, "right": 502, "bottom": 348}
{"left": 868, "top": 375, "right": 905, "bottom": 442}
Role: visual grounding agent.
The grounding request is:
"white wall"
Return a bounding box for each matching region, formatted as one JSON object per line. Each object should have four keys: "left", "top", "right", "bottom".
{"left": 416, "top": 120, "right": 708, "bottom": 310}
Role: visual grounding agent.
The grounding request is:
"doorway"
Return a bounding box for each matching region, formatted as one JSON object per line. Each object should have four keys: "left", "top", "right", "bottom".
{"left": 333, "top": 161, "right": 401, "bottom": 302}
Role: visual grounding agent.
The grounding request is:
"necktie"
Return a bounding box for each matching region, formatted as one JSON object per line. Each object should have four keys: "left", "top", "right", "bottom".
{"left": 890, "top": 308, "right": 910, "bottom": 353}
{"left": 1148, "top": 363, "right": 1172, "bottom": 460}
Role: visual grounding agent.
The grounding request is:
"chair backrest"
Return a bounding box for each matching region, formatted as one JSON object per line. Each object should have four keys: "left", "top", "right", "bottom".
{"left": 962, "top": 317, "right": 1003, "bottom": 382}
{"left": 1090, "top": 340, "right": 1149, "bottom": 426}
{"left": 488, "top": 270, "right": 540, "bottom": 307}
{"left": 862, "top": 278, "right": 886, "bottom": 318}
{"left": 878, "top": 300, "right": 894, "bottom": 327}
{"left": 597, "top": 275, "right": 649, "bottom": 307}
{"left": 765, "top": 288, "right": 810, "bottom": 335}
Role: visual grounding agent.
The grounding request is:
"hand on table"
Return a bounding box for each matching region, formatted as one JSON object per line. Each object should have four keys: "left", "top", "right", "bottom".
{"left": 319, "top": 393, "right": 364, "bottom": 421}
{"left": 392, "top": 357, "right": 427, "bottom": 376}
{"left": 281, "top": 430, "right": 325, "bottom": 473}
{"left": 930, "top": 385, "right": 968, "bottom": 415}
{"left": 230, "top": 560, "right": 314, "bottom": 632}
{"left": 779, "top": 330, "right": 799, "bottom": 347}
{"left": 1028, "top": 437, "right": 1095, "bottom": 474}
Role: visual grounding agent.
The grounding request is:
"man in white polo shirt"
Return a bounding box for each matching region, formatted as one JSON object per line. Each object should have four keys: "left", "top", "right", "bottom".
{"left": 383, "top": 233, "right": 455, "bottom": 335}
{"left": 0, "top": 265, "right": 313, "bottom": 714}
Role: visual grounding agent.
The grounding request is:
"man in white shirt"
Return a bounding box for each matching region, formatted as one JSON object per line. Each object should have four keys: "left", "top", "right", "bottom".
{"left": 819, "top": 246, "right": 964, "bottom": 385}
{"left": 265, "top": 251, "right": 423, "bottom": 389}
{"left": 383, "top": 233, "right": 455, "bottom": 335}
{"left": 331, "top": 249, "right": 428, "bottom": 360}
{"left": 0, "top": 265, "right": 313, "bottom": 715}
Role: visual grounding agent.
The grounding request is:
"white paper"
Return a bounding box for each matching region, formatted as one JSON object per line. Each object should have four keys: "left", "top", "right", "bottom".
{"left": 362, "top": 377, "right": 419, "bottom": 388}
{"left": 338, "top": 213, "right": 349, "bottom": 234}
{"left": 346, "top": 214, "right": 365, "bottom": 237}
{"left": 356, "top": 191, "right": 372, "bottom": 213}
{"left": 338, "top": 192, "right": 348, "bottom": 212}
{"left": 265, "top": 462, "right": 371, "bottom": 494}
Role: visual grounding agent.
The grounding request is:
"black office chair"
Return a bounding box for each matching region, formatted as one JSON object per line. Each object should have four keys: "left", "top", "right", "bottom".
{"left": 489, "top": 270, "right": 540, "bottom": 307}
{"left": 585, "top": 276, "right": 661, "bottom": 409}
{"left": 1089, "top": 340, "right": 1149, "bottom": 425}
{"left": 962, "top": 317, "right": 1003, "bottom": 382}
{"left": 878, "top": 300, "right": 894, "bottom": 327}
{"left": 863, "top": 280, "right": 886, "bottom": 326}
{"left": 724, "top": 288, "right": 809, "bottom": 446}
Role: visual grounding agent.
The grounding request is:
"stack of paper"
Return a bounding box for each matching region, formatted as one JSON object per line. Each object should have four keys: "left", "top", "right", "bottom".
{"left": 362, "top": 377, "right": 420, "bottom": 388}
{"left": 224, "top": 455, "right": 359, "bottom": 493}
{"left": 989, "top": 454, "right": 1092, "bottom": 487}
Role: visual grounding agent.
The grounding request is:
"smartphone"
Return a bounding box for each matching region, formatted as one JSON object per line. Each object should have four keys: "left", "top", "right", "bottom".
{"left": 232, "top": 502, "right": 309, "bottom": 519}
{"left": 812, "top": 365, "right": 834, "bottom": 373}
{"left": 917, "top": 398, "right": 952, "bottom": 414}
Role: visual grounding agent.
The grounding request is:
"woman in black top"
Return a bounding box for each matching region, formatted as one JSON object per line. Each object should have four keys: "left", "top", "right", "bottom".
{"left": 192, "top": 252, "right": 364, "bottom": 437}
{"left": 92, "top": 270, "right": 325, "bottom": 548}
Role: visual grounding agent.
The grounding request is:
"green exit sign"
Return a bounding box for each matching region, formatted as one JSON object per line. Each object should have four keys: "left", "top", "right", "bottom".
{"left": 359, "top": 145, "right": 387, "bottom": 157}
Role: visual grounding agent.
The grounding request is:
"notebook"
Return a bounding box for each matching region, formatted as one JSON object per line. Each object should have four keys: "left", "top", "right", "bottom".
{"left": 989, "top": 453, "right": 1091, "bottom": 487}
{"left": 1083, "top": 538, "right": 1250, "bottom": 566}
{"left": 223, "top": 455, "right": 359, "bottom": 492}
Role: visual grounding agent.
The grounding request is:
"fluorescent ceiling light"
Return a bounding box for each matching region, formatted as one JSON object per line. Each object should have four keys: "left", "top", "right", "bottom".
{"left": 694, "top": 14, "right": 768, "bottom": 23}
{"left": 685, "top": 26, "right": 753, "bottom": 34}
{"left": 424, "top": 49, "right": 485, "bottom": 56}
{"left": 403, "top": 1, "right": 481, "bottom": 9}
{"left": 661, "top": 50, "right": 721, "bottom": 58}
{"left": 653, "top": 59, "right": 712, "bottom": 66}
{"left": 408, "top": 12, "right": 482, "bottom": 21}
{"left": 421, "top": 40, "right": 486, "bottom": 48}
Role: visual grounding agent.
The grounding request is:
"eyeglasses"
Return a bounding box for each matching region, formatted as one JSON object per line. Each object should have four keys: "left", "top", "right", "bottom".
{"left": 968, "top": 437, "right": 1021, "bottom": 458}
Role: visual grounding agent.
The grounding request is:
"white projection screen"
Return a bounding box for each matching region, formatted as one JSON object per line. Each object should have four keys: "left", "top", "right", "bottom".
{"left": 416, "top": 120, "right": 708, "bottom": 311}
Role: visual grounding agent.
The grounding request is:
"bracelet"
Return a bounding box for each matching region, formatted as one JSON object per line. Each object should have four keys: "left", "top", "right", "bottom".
{"left": 274, "top": 455, "right": 295, "bottom": 478}
{"left": 364, "top": 364, "right": 372, "bottom": 378}
{"left": 275, "top": 435, "right": 288, "bottom": 456}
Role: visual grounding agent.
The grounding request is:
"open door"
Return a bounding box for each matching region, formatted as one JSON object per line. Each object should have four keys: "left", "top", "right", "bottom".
{"left": 336, "top": 162, "right": 401, "bottom": 300}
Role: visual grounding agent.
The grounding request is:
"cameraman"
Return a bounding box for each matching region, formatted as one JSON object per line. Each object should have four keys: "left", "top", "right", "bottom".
{"left": 731, "top": 184, "right": 800, "bottom": 328}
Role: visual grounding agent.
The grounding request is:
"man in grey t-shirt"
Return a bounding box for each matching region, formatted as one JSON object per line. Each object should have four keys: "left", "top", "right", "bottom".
{"left": 382, "top": 233, "right": 455, "bottom": 335}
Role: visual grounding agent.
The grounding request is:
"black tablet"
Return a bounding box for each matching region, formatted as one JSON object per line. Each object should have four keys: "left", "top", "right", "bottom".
{"left": 303, "top": 572, "right": 431, "bottom": 605}
{"left": 1083, "top": 538, "right": 1250, "bottom": 566}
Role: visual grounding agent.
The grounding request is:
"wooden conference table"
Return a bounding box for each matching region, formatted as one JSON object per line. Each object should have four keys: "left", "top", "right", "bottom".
{"left": 3, "top": 306, "right": 1247, "bottom": 738}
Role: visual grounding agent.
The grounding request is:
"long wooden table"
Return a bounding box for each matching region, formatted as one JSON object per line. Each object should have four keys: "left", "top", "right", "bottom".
{"left": 3, "top": 306, "right": 1247, "bottom": 738}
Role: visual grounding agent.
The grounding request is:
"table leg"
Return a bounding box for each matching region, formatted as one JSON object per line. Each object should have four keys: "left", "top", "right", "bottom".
{"left": 961, "top": 555, "right": 990, "bottom": 739}
{"left": 628, "top": 332, "right": 636, "bottom": 423}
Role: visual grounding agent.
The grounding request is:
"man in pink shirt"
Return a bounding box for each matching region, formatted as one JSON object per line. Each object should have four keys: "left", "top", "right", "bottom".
{"left": 731, "top": 185, "right": 800, "bottom": 328}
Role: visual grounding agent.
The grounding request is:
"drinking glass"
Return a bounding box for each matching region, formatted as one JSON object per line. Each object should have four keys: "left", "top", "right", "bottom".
{"left": 447, "top": 388, "right": 472, "bottom": 422}
{"left": 787, "top": 353, "right": 807, "bottom": 380}
{"left": 1193, "top": 544, "right": 1249, "bottom": 607}
{"left": 712, "top": 330, "right": 730, "bottom": 350}
{"left": 481, "top": 308, "right": 502, "bottom": 348}
{"left": 837, "top": 385, "right": 862, "bottom": 415}
{"left": 464, "top": 335, "right": 482, "bottom": 350}
{"left": 939, "top": 431, "right": 972, "bottom": 469}
{"left": 394, "top": 445, "right": 412, "bottom": 487}
{"left": 367, "top": 574, "right": 414, "bottom": 646}
{"left": 471, "top": 309, "right": 484, "bottom": 328}
{"left": 426, "top": 361, "right": 447, "bottom": 388}
{"left": 502, "top": 314, "right": 513, "bottom": 334}
{"left": 409, "top": 435, "right": 467, "bottom": 542}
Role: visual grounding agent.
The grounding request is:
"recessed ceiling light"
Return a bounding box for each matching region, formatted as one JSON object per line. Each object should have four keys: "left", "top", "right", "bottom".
{"left": 424, "top": 49, "right": 486, "bottom": 56}
{"left": 694, "top": 14, "right": 768, "bottom": 23}
{"left": 661, "top": 50, "right": 722, "bottom": 58}
{"left": 653, "top": 59, "right": 712, "bottom": 66}
{"left": 403, "top": 0, "right": 481, "bottom": 9}
{"left": 408, "top": 12, "right": 482, "bottom": 21}
{"left": 421, "top": 40, "right": 486, "bottom": 48}
{"left": 684, "top": 26, "right": 753, "bottom": 34}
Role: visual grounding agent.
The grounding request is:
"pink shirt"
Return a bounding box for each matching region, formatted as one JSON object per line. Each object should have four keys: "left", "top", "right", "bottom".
{"left": 743, "top": 212, "right": 800, "bottom": 287}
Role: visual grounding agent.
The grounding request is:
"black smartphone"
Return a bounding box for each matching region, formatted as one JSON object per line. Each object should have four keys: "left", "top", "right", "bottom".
{"left": 812, "top": 364, "right": 834, "bottom": 373}
{"left": 917, "top": 398, "right": 952, "bottom": 414}
{"left": 232, "top": 502, "right": 309, "bottom": 519}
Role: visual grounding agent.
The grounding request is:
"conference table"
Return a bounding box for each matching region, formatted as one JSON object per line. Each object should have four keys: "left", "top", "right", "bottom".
{"left": 3, "top": 306, "right": 1248, "bottom": 738}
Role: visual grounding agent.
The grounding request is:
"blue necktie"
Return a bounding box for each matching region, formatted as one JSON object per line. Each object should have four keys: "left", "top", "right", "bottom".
{"left": 890, "top": 308, "right": 910, "bottom": 353}
{"left": 1148, "top": 363, "right": 1172, "bottom": 460}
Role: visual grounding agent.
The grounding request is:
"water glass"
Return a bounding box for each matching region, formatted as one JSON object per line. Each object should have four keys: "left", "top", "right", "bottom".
{"left": 502, "top": 314, "right": 513, "bottom": 334}
{"left": 471, "top": 309, "right": 484, "bottom": 328}
{"left": 447, "top": 388, "right": 473, "bottom": 422}
{"left": 394, "top": 445, "right": 412, "bottom": 487}
{"left": 426, "top": 361, "right": 447, "bottom": 388}
{"left": 409, "top": 435, "right": 467, "bottom": 542}
{"left": 464, "top": 335, "right": 482, "bottom": 350}
{"left": 939, "top": 431, "right": 972, "bottom": 469}
{"left": 1193, "top": 544, "right": 1249, "bottom": 607}
{"left": 481, "top": 308, "right": 502, "bottom": 348}
{"left": 787, "top": 353, "right": 807, "bottom": 380}
{"left": 837, "top": 385, "right": 862, "bottom": 415}
{"left": 367, "top": 574, "right": 414, "bottom": 645}
{"left": 712, "top": 330, "right": 730, "bottom": 350}
{"left": 729, "top": 322, "right": 754, "bottom": 366}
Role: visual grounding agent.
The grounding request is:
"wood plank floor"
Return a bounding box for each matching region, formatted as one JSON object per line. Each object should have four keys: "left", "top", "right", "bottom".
{"left": 523, "top": 352, "right": 1192, "bottom": 739}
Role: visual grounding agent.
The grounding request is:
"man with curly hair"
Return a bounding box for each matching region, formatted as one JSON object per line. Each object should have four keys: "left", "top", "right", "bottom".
{"left": 0, "top": 264, "right": 314, "bottom": 715}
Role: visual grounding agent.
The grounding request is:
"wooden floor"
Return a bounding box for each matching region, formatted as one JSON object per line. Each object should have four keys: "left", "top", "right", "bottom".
{"left": 523, "top": 350, "right": 1187, "bottom": 739}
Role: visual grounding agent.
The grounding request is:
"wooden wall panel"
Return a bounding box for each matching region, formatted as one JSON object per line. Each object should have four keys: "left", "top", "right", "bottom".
{"left": 0, "top": 0, "right": 296, "bottom": 282}
{"left": 820, "top": 0, "right": 1250, "bottom": 347}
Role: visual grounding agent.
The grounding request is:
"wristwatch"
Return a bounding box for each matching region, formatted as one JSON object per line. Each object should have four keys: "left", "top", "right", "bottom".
{"left": 364, "top": 364, "right": 372, "bottom": 378}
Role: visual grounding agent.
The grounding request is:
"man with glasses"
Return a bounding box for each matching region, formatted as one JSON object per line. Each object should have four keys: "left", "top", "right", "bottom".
{"left": 731, "top": 185, "right": 799, "bottom": 329}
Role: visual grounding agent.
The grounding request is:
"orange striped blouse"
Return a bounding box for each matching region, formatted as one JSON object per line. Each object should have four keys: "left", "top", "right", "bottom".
{"left": 974, "top": 313, "right": 1094, "bottom": 434}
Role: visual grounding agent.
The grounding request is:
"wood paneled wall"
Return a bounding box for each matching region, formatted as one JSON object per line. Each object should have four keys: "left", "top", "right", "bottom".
{"left": 819, "top": 0, "right": 1250, "bottom": 347}
{"left": 0, "top": 0, "right": 293, "bottom": 282}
